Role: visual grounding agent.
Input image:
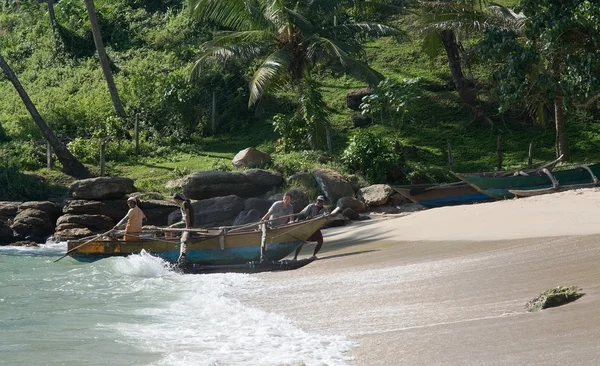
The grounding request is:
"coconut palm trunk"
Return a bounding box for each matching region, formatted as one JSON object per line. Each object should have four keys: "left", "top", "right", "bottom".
{"left": 554, "top": 91, "right": 570, "bottom": 160}
{"left": 439, "top": 29, "right": 477, "bottom": 107}
{"left": 83, "top": 0, "right": 127, "bottom": 120}
{"left": 47, "top": 0, "right": 61, "bottom": 50}
{"left": 0, "top": 53, "right": 90, "bottom": 178}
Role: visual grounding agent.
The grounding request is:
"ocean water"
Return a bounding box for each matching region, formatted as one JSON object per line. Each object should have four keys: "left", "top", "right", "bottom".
{"left": 0, "top": 243, "right": 354, "bottom": 366}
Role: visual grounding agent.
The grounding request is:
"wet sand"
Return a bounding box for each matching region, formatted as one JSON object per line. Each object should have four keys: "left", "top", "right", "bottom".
{"left": 248, "top": 189, "right": 600, "bottom": 365}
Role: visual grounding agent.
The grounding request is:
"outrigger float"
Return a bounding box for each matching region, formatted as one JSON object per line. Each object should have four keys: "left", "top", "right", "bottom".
{"left": 509, "top": 165, "right": 600, "bottom": 197}
{"left": 63, "top": 215, "right": 328, "bottom": 274}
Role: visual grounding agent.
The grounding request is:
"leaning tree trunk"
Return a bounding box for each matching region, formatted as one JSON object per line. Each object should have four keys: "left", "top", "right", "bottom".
{"left": 439, "top": 29, "right": 478, "bottom": 107}
{"left": 554, "top": 91, "right": 570, "bottom": 161}
{"left": 83, "top": 0, "right": 127, "bottom": 120}
{"left": 47, "top": 0, "right": 61, "bottom": 51}
{"left": 0, "top": 53, "right": 90, "bottom": 179}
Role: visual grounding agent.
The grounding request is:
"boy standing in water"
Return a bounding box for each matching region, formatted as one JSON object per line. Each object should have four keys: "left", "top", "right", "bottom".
{"left": 114, "top": 196, "right": 147, "bottom": 241}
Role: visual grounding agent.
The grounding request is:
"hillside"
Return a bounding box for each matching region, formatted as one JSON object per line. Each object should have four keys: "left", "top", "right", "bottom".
{"left": 0, "top": 0, "right": 599, "bottom": 200}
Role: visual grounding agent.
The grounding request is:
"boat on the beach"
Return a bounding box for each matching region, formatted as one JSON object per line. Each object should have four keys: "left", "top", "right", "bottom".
{"left": 392, "top": 156, "right": 565, "bottom": 208}
{"left": 65, "top": 215, "right": 327, "bottom": 266}
{"left": 461, "top": 154, "right": 564, "bottom": 178}
{"left": 509, "top": 165, "right": 600, "bottom": 197}
{"left": 457, "top": 163, "right": 600, "bottom": 199}
{"left": 392, "top": 182, "right": 494, "bottom": 208}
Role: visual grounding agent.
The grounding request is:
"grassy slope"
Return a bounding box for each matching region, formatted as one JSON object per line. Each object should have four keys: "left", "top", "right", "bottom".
{"left": 4, "top": 0, "right": 600, "bottom": 198}
{"left": 112, "top": 0, "right": 600, "bottom": 194}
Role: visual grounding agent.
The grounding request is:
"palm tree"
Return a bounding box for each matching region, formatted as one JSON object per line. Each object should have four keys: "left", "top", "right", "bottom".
{"left": 46, "top": 0, "right": 61, "bottom": 50}
{"left": 188, "top": 0, "right": 399, "bottom": 148}
{"left": 83, "top": 0, "right": 127, "bottom": 120}
{"left": 0, "top": 53, "right": 90, "bottom": 179}
{"left": 418, "top": 0, "right": 497, "bottom": 124}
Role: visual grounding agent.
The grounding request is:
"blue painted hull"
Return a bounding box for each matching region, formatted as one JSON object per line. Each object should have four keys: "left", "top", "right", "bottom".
{"left": 418, "top": 192, "right": 494, "bottom": 208}
{"left": 393, "top": 183, "right": 495, "bottom": 208}
{"left": 71, "top": 240, "right": 303, "bottom": 265}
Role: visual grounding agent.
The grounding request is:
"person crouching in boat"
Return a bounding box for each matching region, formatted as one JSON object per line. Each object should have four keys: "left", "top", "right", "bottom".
{"left": 261, "top": 191, "right": 294, "bottom": 227}
{"left": 114, "top": 196, "right": 147, "bottom": 241}
{"left": 167, "top": 193, "right": 195, "bottom": 238}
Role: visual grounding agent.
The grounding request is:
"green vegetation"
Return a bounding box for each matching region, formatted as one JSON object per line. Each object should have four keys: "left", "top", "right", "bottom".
{"left": 0, "top": 0, "right": 599, "bottom": 201}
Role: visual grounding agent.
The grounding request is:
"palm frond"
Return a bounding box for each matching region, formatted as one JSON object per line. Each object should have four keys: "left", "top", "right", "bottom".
{"left": 188, "top": 0, "right": 271, "bottom": 31}
{"left": 281, "top": 6, "right": 317, "bottom": 36}
{"left": 308, "top": 37, "right": 383, "bottom": 85}
{"left": 209, "top": 30, "right": 276, "bottom": 46}
{"left": 191, "top": 43, "right": 266, "bottom": 78}
{"left": 421, "top": 30, "right": 443, "bottom": 58}
{"left": 248, "top": 48, "right": 293, "bottom": 106}
{"left": 327, "top": 22, "right": 403, "bottom": 41}
{"left": 488, "top": 2, "right": 525, "bottom": 32}
{"left": 354, "top": 0, "right": 410, "bottom": 15}
{"left": 306, "top": 0, "right": 345, "bottom": 13}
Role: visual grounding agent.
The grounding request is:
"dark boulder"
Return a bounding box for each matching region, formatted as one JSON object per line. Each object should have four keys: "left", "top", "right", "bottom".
{"left": 342, "top": 208, "right": 360, "bottom": 220}
{"left": 182, "top": 170, "right": 282, "bottom": 200}
{"left": 69, "top": 176, "right": 135, "bottom": 200}
{"left": 336, "top": 196, "right": 366, "bottom": 213}
{"left": 56, "top": 214, "right": 115, "bottom": 232}
{"left": 233, "top": 209, "right": 262, "bottom": 226}
{"left": 312, "top": 168, "right": 355, "bottom": 205}
{"left": 346, "top": 88, "right": 372, "bottom": 111}
{"left": 11, "top": 208, "right": 55, "bottom": 242}
{"left": 168, "top": 195, "right": 245, "bottom": 228}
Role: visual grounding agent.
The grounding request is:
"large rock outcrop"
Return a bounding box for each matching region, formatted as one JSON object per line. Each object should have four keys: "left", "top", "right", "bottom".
{"left": 312, "top": 168, "right": 355, "bottom": 205}
{"left": 69, "top": 176, "right": 135, "bottom": 200}
{"left": 11, "top": 208, "right": 56, "bottom": 241}
{"left": 181, "top": 169, "right": 283, "bottom": 200}
{"left": 168, "top": 195, "right": 245, "bottom": 228}
{"left": 358, "top": 184, "right": 393, "bottom": 207}
{"left": 232, "top": 147, "right": 271, "bottom": 168}
{"left": 0, "top": 201, "right": 21, "bottom": 221}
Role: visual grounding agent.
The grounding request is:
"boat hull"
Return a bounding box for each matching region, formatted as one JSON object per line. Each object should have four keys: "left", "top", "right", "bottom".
{"left": 180, "top": 257, "right": 316, "bottom": 274}
{"left": 67, "top": 216, "right": 327, "bottom": 265}
{"left": 509, "top": 182, "right": 599, "bottom": 197}
{"left": 393, "top": 183, "right": 494, "bottom": 208}
{"left": 456, "top": 163, "right": 600, "bottom": 199}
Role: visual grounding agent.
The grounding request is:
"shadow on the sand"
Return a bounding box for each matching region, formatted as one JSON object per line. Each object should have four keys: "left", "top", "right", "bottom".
{"left": 319, "top": 250, "right": 379, "bottom": 261}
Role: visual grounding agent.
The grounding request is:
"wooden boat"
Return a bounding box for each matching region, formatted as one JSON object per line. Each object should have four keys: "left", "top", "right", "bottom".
{"left": 463, "top": 154, "right": 563, "bottom": 178}
{"left": 392, "top": 182, "right": 494, "bottom": 208}
{"left": 392, "top": 156, "right": 565, "bottom": 208}
{"left": 66, "top": 216, "right": 327, "bottom": 265}
{"left": 456, "top": 163, "right": 600, "bottom": 199}
{"left": 509, "top": 165, "right": 600, "bottom": 197}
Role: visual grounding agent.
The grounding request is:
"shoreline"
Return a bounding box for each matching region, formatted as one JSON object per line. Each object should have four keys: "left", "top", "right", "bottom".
{"left": 247, "top": 189, "right": 600, "bottom": 365}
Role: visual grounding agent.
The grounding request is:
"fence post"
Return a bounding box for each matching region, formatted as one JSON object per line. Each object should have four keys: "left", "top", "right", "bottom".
{"left": 528, "top": 142, "right": 533, "bottom": 165}
{"left": 497, "top": 135, "right": 503, "bottom": 170}
{"left": 212, "top": 91, "right": 217, "bottom": 134}
{"left": 134, "top": 115, "right": 139, "bottom": 155}
{"left": 100, "top": 140, "right": 106, "bottom": 176}
{"left": 447, "top": 138, "right": 455, "bottom": 171}
{"left": 46, "top": 141, "right": 53, "bottom": 169}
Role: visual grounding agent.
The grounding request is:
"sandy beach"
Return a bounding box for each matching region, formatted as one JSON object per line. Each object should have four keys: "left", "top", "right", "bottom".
{"left": 246, "top": 188, "right": 600, "bottom": 365}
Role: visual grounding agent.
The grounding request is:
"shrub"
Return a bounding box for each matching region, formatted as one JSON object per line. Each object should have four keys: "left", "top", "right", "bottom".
{"left": 341, "top": 130, "right": 404, "bottom": 183}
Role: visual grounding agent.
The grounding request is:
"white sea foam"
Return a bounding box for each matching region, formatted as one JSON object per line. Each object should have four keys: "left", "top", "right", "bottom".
{"left": 102, "top": 253, "right": 354, "bottom": 365}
